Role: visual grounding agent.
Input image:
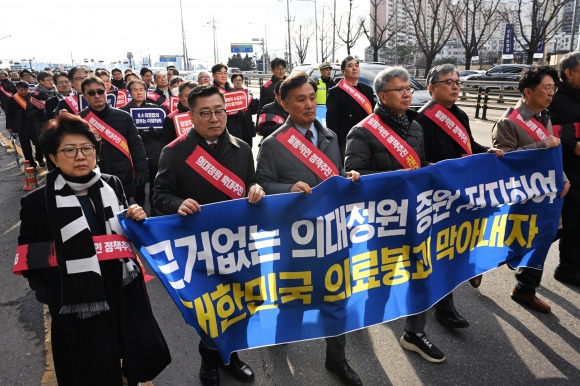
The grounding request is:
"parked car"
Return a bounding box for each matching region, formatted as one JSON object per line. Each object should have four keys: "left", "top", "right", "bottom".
{"left": 291, "top": 62, "right": 430, "bottom": 110}
{"left": 464, "top": 64, "right": 531, "bottom": 83}
{"left": 459, "top": 70, "right": 485, "bottom": 81}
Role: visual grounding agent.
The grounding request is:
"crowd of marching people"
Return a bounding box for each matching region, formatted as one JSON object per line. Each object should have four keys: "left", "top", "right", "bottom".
{"left": 3, "top": 51, "right": 580, "bottom": 385}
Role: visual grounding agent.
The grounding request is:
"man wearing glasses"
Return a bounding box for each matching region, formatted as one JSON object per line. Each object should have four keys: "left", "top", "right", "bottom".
{"left": 493, "top": 65, "right": 569, "bottom": 313}
{"left": 153, "top": 85, "right": 264, "bottom": 386}
{"left": 54, "top": 66, "right": 88, "bottom": 115}
{"left": 415, "top": 64, "right": 504, "bottom": 329}
{"left": 258, "top": 57, "right": 287, "bottom": 114}
{"left": 344, "top": 67, "right": 446, "bottom": 364}
{"left": 326, "top": 56, "right": 375, "bottom": 159}
{"left": 44, "top": 71, "right": 72, "bottom": 122}
{"left": 78, "top": 77, "right": 149, "bottom": 205}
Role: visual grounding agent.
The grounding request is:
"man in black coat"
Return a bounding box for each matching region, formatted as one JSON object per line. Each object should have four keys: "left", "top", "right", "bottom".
{"left": 326, "top": 56, "right": 375, "bottom": 159}
{"left": 154, "top": 85, "right": 264, "bottom": 386}
{"left": 161, "top": 81, "right": 197, "bottom": 146}
{"left": 549, "top": 52, "right": 580, "bottom": 287}
{"left": 258, "top": 57, "right": 287, "bottom": 115}
{"left": 78, "top": 77, "right": 148, "bottom": 202}
{"left": 345, "top": 67, "right": 447, "bottom": 365}
{"left": 44, "top": 71, "right": 73, "bottom": 123}
{"left": 415, "top": 64, "right": 504, "bottom": 329}
{"left": 54, "top": 66, "right": 88, "bottom": 115}
{"left": 121, "top": 79, "right": 167, "bottom": 210}
{"left": 0, "top": 70, "right": 16, "bottom": 115}
{"left": 6, "top": 81, "right": 45, "bottom": 167}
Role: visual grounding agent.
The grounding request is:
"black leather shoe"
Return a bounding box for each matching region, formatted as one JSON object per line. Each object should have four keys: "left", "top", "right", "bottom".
{"left": 554, "top": 266, "right": 580, "bottom": 287}
{"left": 435, "top": 309, "right": 470, "bottom": 328}
{"left": 223, "top": 354, "right": 254, "bottom": 382}
{"left": 199, "top": 360, "right": 219, "bottom": 386}
{"left": 325, "top": 360, "right": 363, "bottom": 386}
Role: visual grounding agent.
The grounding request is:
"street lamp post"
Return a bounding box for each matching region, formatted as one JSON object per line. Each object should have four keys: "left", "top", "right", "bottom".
{"left": 296, "top": 0, "right": 318, "bottom": 63}
{"left": 250, "top": 22, "right": 268, "bottom": 72}
{"left": 179, "top": 0, "right": 189, "bottom": 70}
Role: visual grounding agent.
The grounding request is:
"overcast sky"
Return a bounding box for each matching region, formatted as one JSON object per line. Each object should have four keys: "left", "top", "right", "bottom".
{"left": 1, "top": 0, "right": 371, "bottom": 69}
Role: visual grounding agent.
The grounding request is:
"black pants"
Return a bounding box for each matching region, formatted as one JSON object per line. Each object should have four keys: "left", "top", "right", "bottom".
{"left": 515, "top": 267, "right": 543, "bottom": 295}
{"left": 18, "top": 123, "right": 43, "bottom": 167}
{"left": 559, "top": 189, "right": 580, "bottom": 272}
{"left": 199, "top": 335, "right": 347, "bottom": 365}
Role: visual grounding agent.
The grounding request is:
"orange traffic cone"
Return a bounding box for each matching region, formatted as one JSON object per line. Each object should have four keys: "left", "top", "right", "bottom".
{"left": 24, "top": 167, "right": 37, "bottom": 191}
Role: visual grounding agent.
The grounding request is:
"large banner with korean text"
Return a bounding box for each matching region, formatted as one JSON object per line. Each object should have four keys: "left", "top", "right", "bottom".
{"left": 119, "top": 147, "right": 563, "bottom": 362}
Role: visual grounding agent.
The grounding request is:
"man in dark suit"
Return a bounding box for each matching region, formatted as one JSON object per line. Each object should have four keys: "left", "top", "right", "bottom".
{"left": 256, "top": 72, "right": 362, "bottom": 386}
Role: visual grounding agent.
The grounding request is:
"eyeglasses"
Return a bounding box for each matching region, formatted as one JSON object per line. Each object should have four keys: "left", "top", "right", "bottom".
{"left": 57, "top": 80, "right": 70, "bottom": 85}
{"left": 85, "top": 89, "right": 106, "bottom": 96}
{"left": 73, "top": 76, "right": 87, "bottom": 82}
{"left": 198, "top": 76, "right": 210, "bottom": 80}
{"left": 432, "top": 79, "right": 462, "bottom": 87}
{"left": 41, "top": 78, "right": 54, "bottom": 82}
{"left": 381, "top": 87, "right": 414, "bottom": 95}
{"left": 57, "top": 145, "right": 96, "bottom": 158}
{"left": 537, "top": 86, "right": 558, "bottom": 93}
{"left": 196, "top": 109, "right": 227, "bottom": 120}
{"left": 213, "top": 71, "right": 228, "bottom": 75}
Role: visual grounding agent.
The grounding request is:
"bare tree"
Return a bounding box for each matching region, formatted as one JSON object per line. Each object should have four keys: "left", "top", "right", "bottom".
{"left": 334, "top": 0, "right": 364, "bottom": 56}
{"left": 362, "top": 0, "right": 397, "bottom": 62}
{"left": 449, "top": 0, "right": 502, "bottom": 70}
{"left": 292, "top": 24, "right": 315, "bottom": 64}
{"left": 318, "top": 8, "right": 340, "bottom": 62}
{"left": 499, "top": 0, "right": 571, "bottom": 64}
{"left": 401, "top": 0, "right": 456, "bottom": 73}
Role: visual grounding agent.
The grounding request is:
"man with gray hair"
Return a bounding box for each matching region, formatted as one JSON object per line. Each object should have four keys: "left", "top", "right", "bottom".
{"left": 344, "top": 67, "right": 445, "bottom": 364}
{"left": 549, "top": 52, "right": 580, "bottom": 287}
{"left": 415, "top": 64, "right": 504, "bottom": 328}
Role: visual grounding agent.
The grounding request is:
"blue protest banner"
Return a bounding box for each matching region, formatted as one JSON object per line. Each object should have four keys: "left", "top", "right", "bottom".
{"left": 130, "top": 107, "right": 167, "bottom": 129}
{"left": 119, "top": 147, "right": 563, "bottom": 362}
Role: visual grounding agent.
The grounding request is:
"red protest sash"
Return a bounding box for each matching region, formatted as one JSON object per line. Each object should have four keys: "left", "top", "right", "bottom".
{"left": 13, "top": 93, "right": 27, "bottom": 110}
{"left": 13, "top": 235, "right": 136, "bottom": 275}
{"left": 423, "top": 103, "right": 472, "bottom": 155}
{"left": 147, "top": 91, "right": 160, "bottom": 101}
{"left": 64, "top": 94, "right": 79, "bottom": 113}
{"left": 185, "top": 146, "right": 246, "bottom": 199}
{"left": 29, "top": 96, "right": 45, "bottom": 110}
{"left": 83, "top": 112, "right": 134, "bottom": 177}
{"left": 552, "top": 122, "right": 580, "bottom": 139}
{"left": 507, "top": 108, "right": 549, "bottom": 142}
{"left": 0, "top": 85, "right": 12, "bottom": 98}
{"left": 277, "top": 127, "right": 339, "bottom": 180}
{"left": 337, "top": 79, "right": 373, "bottom": 114}
{"left": 224, "top": 89, "right": 249, "bottom": 115}
{"left": 171, "top": 111, "right": 193, "bottom": 136}
{"left": 258, "top": 113, "right": 285, "bottom": 126}
{"left": 360, "top": 114, "right": 421, "bottom": 170}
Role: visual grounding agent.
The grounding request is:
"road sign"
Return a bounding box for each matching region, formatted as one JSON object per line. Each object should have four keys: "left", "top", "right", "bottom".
{"left": 230, "top": 44, "right": 253, "bottom": 53}
{"left": 160, "top": 55, "right": 177, "bottom": 62}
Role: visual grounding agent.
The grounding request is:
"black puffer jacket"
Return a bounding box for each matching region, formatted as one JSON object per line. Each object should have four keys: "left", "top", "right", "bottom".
{"left": 549, "top": 80, "right": 580, "bottom": 187}
{"left": 79, "top": 105, "right": 149, "bottom": 197}
{"left": 344, "top": 103, "right": 427, "bottom": 174}
{"left": 416, "top": 101, "right": 488, "bottom": 163}
{"left": 257, "top": 100, "right": 288, "bottom": 138}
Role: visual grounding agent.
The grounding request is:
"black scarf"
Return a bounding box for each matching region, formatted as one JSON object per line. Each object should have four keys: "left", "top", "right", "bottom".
{"left": 379, "top": 102, "right": 410, "bottom": 134}
{"left": 45, "top": 167, "right": 138, "bottom": 318}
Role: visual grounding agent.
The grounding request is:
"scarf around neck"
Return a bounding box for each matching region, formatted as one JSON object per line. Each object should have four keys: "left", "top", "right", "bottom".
{"left": 45, "top": 166, "right": 138, "bottom": 318}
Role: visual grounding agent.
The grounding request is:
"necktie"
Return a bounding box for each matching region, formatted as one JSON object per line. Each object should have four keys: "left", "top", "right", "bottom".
{"left": 209, "top": 143, "right": 217, "bottom": 150}
{"left": 304, "top": 129, "right": 313, "bottom": 143}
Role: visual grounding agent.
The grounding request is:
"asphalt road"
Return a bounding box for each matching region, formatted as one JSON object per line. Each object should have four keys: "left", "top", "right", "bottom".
{"left": 1, "top": 104, "right": 579, "bottom": 385}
